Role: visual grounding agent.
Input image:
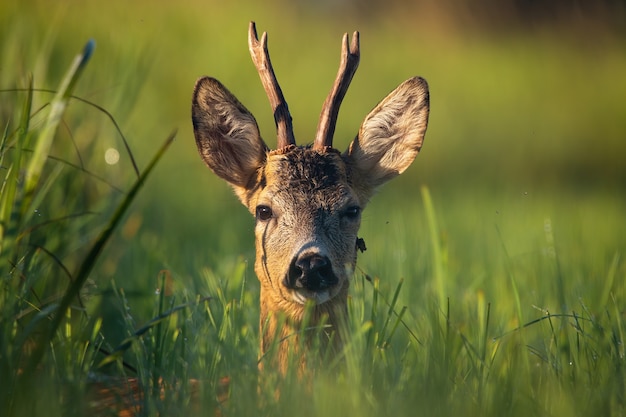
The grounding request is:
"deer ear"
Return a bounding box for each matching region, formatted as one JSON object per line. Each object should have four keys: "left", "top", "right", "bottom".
{"left": 192, "top": 77, "right": 269, "bottom": 195}
{"left": 344, "top": 76, "right": 429, "bottom": 202}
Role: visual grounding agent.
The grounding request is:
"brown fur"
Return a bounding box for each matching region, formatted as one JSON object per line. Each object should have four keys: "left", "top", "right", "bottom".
{"left": 192, "top": 53, "right": 429, "bottom": 375}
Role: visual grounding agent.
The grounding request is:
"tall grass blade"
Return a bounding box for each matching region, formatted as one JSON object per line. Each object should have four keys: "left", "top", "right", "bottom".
{"left": 421, "top": 185, "right": 446, "bottom": 308}
{"left": 495, "top": 224, "right": 524, "bottom": 326}
{"left": 610, "top": 293, "right": 624, "bottom": 360}
{"left": 152, "top": 270, "right": 168, "bottom": 399}
{"left": 378, "top": 278, "right": 403, "bottom": 348}
{"left": 367, "top": 276, "right": 380, "bottom": 352}
{"left": 23, "top": 39, "right": 95, "bottom": 200}
{"left": 0, "top": 76, "right": 33, "bottom": 255}
{"left": 26, "top": 130, "right": 176, "bottom": 373}
{"left": 383, "top": 305, "right": 407, "bottom": 349}
{"left": 599, "top": 252, "right": 619, "bottom": 309}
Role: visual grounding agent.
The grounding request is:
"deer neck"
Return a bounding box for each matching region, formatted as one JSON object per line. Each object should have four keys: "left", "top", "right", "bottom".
{"left": 257, "top": 282, "right": 349, "bottom": 374}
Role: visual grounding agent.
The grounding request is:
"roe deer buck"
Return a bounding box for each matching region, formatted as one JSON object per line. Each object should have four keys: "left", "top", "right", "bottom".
{"left": 192, "top": 22, "right": 429, "bottom": 374}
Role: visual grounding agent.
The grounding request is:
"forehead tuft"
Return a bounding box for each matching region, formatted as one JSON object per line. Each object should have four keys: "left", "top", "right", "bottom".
{"left": 265, "top": 147, "right": 348, "bottom": 192}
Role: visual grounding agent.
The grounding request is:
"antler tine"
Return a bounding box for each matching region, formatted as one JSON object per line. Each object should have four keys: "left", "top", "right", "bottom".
{"left": 248, "top": 21, "right": 296, "bottom": 149}
{"left": 313, "top": 31, "right": 360, "bottom": 151}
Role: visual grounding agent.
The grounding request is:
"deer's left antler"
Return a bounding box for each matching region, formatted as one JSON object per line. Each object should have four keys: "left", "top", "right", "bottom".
{"left": 314, "top": 31, "right": 360, "bottom": 151}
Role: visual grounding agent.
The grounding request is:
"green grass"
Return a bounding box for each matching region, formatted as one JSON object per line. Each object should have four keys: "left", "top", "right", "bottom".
{"left": 1, "top": 1, "right": 625, "bottom": 416}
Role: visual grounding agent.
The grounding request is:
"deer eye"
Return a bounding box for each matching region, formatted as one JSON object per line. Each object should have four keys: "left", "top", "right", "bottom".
{"left": 343, "top": 206, "right": 361, "bottom": 220}
{"left": 256, "top": 205, "right": 273, "bottom": 221}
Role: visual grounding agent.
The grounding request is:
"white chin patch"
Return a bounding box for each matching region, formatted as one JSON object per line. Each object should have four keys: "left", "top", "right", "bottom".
{"left": 291, "top": 289, "right": 332, "bottom": 305}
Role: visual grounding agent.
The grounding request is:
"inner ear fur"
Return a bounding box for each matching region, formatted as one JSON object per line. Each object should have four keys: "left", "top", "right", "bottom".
{"left": 344, "top": 76, "right": 429, "bottom": 202}
{"left": 192, "top": 76, "right": 269, "bottom": 190}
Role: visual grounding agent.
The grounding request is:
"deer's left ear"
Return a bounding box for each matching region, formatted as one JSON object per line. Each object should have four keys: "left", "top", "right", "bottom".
{"left": 344, "top": 76, "right": 429, "bottom": 202}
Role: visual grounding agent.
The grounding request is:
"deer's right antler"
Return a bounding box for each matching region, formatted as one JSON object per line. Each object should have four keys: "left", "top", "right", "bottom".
{"left": 313, "top": 31, "right": 360, "bottom": 151}
{"left": 248, "top": 21, "right": 296, "bottom": 150}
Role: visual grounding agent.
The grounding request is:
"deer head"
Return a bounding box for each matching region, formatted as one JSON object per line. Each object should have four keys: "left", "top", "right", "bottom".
{"left": 192, "top": 22, "right": 429, "bottom": 373}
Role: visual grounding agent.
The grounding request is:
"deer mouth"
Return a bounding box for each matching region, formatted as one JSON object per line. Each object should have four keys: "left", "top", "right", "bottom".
{"left": 290, "top": 287, "right": 337, "bottom": 305}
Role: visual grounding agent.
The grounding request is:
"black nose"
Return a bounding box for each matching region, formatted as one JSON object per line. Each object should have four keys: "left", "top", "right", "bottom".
{"left": 286, "top": 254, "right": 338, "bottom": 291}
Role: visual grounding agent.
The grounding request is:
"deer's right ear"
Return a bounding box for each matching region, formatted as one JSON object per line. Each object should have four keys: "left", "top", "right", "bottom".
{"left": 192, "top": 77, "right": 269, "bottom": 192}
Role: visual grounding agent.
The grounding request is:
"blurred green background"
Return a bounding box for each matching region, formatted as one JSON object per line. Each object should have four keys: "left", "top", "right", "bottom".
{"left": 2, "top": 0, "right": 625, "bottom": 347}
{"left": 2, "top": 1, "right": 626, "bottom": 415}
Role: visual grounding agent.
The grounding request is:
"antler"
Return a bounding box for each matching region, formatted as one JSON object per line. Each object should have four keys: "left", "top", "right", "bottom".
{"left": 248, "top": 21, "right": 296, "bottom": 149}
{"left": 313, "top": 31, "right": 360, "bottom": 151}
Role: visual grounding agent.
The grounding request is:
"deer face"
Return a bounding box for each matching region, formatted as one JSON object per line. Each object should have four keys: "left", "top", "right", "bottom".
{"left": 252, "top": 149, "right": 360, "bottom": 307}
{"left": 192, "top": 22, "right": 429, "bottom": 364}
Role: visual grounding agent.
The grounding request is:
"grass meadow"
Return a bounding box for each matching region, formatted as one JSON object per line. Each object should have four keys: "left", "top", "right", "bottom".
{"left": 1, "top": 0, "right": 625, "bottom": 416}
